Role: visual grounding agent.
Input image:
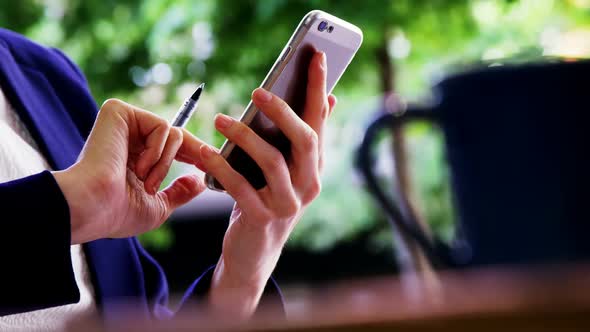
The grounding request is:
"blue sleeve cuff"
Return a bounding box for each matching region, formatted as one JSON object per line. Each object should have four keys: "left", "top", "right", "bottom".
{"left": 0, "top": 171, "right": 79, "bottom": 316}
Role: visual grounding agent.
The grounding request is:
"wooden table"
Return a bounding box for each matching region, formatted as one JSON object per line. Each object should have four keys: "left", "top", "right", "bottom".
{"left": 74, "top": 265, "right": 590, "bottom": 331}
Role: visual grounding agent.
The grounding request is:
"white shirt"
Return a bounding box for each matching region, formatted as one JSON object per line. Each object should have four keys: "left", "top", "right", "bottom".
{"left": 0, "top": 88, "right": 96, "bottom": 331}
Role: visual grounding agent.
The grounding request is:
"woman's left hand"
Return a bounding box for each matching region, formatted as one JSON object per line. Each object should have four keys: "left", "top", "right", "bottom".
{"left": 200, "top": 51, "right": 336, "bottom": 318}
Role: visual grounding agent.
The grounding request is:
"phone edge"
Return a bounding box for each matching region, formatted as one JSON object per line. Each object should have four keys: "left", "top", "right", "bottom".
{"left": 205, "top": 11, "right": 315, "bottom": 191}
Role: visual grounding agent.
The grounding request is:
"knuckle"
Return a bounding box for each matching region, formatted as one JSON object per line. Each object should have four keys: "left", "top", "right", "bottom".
{"left": 169, "top": 127, "right": 183, "bottom": 143}
{"left": 204, "top": 149, "right": 221, "bottom": 167}
{"left": 300, "top": 128, "right": 319, "bottom": 153}
{"left": 157, "top": 121, "right": 173, "bottom": 140}
{"left": 161, "top": 119, "right": 172, "bottom": 132}
{"left": 101, "top": 98, "right": 123, "bottom": 110}
{"left": 284, "top": 199, "right": 301, "bottom": 217}
{"left": 100, "top": 98, "right": 126, "bottom": 116}
{"left": 257, "top": 209, "right": 274, "bottom": 224}
{"left": 303, "top": 176, "right": 322, "bottom": 203}
{"left": 272, "top": 99, "right": 291, "bottom": 119}
{"left": 264, "top": 150, "right": 286, "bottom": 173}
{"left": 232, "top": 182, "right": 251, "bottom": 200}
{"left": 232, "top": 122, "right": 250, "bottom": 143}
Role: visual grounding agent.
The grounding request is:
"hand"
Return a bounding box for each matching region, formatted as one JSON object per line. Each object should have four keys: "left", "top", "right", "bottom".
{"left": 201, "top": 51, "right": 337, "bottom": 317}
{"left": 53, "top": 99, "right": 207, "bottom": 244}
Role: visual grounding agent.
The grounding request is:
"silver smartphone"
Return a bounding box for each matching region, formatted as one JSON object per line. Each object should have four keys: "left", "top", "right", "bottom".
{"left": 206, "top": 10, "right": 363, "bottom": 191}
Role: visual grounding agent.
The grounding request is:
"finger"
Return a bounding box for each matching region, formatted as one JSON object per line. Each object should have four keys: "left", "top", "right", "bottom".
{"left": 199, "top": 144, "right": 266, "bottom": 217}
{"left": 158, "top": 174, "right": 206, "bottom": 213}
{"left": 126, "top": 106, "right": 172, "bottom": 180}
{"left": 144, "top": 127, "right": 183, "bottom": 195}
{"left": 251, "top": 88, "right": 317, "bottom": 157}
{"left": 175, "top": 128, "right": 208, "bottom": 171}
{"left": 251, "top": 88, "right": 319, "bottom": 196}
{"left": 214, "top": 113, "right": 296, "bottom": 202}
{"left": 302, "top": 51, "right": 329, "bottom": 137}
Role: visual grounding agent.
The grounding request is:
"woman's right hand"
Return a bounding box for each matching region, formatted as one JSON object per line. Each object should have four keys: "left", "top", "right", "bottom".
{"left": 52, "top": 99, "right": 207, "bottom": 244}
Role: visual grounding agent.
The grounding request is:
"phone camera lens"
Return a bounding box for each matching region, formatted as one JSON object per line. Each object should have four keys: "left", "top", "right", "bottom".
{"left": 327, "top": 26, "right": 334, "bottom": 33}
{"left": 318, "top": 21, "right": 328, "bottom": 32}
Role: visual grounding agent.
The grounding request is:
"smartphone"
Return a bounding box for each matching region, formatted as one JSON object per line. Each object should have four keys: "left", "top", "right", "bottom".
{"left": 206, "top": 10, "right": 363, "bottom": 191}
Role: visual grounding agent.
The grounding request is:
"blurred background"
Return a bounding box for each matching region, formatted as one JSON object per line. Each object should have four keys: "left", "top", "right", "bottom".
{"left": 2, "top": 0, "right": 590, "bottom": 300}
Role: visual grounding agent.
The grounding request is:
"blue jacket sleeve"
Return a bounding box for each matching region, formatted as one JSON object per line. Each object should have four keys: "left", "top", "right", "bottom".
{"left": 0, "top": 171, "right": 79, "bottom": 316}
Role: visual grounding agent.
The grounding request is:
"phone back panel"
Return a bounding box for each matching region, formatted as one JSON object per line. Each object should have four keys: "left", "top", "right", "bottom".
{"left": 212, "top": 11, "right": 362, "bottom": 190}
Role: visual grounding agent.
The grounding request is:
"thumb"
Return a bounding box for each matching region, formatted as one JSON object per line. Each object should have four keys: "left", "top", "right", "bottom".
{"left": 157, "top": 174, "right": 207, "bottom": 213}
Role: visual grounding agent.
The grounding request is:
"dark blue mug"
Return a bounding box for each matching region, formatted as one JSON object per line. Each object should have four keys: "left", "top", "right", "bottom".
{"left": 357, "top": 60, "right": 590, "bottom": 268}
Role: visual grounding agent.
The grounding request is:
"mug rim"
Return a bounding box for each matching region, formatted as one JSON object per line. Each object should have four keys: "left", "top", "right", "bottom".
{"left": 433, "top": 57, "right": 590, "bottom": 90}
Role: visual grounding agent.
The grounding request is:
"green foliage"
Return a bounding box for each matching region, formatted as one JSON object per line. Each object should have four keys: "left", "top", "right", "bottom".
{"left": 138, "top": 224, "right": 174, "bottom": 250}
{"left": 2, "top": 0, "right": 589, "bottom": 252}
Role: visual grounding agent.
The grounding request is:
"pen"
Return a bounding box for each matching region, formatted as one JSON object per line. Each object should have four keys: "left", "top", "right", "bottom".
{"left": 171, "top": 82, "right": 205, "bottom": 127}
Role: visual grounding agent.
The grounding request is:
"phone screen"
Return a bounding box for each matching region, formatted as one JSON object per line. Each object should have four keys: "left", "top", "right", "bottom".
{"left": 222, "top": 30, "right": 357, "bottom": 190}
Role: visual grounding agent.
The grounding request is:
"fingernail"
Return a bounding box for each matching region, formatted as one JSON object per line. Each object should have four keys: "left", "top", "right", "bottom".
{"left": 201, "top": 145, "right": 215, "bottom": 159}
{"left": 215, "top": 114, "right": 233, "bottom": 129}
{"left": 253, "top": 88, "right": 272, "bottom": 103}
{"left": 152, "top": 184, "right": 159, "bottom": 194}
{"left": 319, "top": 52, "right": 327, "bottom": 71}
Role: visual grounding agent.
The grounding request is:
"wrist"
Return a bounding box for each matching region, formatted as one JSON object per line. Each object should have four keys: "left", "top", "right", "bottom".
{"left": 52, "top": 166, "right": 95, "bottom": 244}
{"left": 208, "top": 257, "right": 266, "bottom": 319}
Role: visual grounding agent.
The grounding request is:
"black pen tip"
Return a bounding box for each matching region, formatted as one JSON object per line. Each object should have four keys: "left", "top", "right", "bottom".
{"left": 190, "top": 83, "right": 205, "bottom": 100}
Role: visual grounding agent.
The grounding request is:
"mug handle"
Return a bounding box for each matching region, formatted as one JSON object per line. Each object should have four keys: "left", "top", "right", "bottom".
{"left": 355, "top": 106, "right": 457, "bottom": 267}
